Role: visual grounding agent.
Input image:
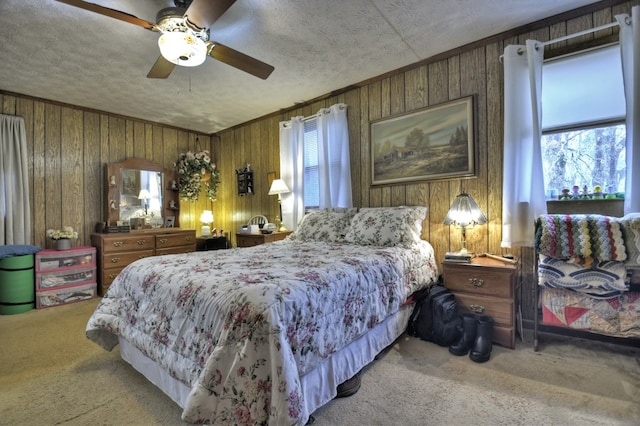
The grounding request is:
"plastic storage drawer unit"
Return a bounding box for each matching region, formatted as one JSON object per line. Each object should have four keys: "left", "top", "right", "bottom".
{"left": 35, "top": 247, "right": 97, "bottom": 309}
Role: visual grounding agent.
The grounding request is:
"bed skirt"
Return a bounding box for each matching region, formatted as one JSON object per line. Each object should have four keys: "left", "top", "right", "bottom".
{"left": 119, "top": 303, "right": 413, "bottom": 424}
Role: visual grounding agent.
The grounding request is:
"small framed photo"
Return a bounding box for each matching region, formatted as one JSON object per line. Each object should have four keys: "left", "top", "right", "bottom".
{"left": 164, "top": 216, "right": 175, "bottom": 228}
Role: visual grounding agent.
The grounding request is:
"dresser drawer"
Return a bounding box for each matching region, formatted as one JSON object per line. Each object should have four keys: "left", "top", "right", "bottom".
{"left": 444, "top": 264, "right": 513, "bottom": 298}
{"left": 101, "top": 235, "right": 155, "bottom": 253}
{"left": 156, "top": 245, "right": 196, "bottom": 256}
{"left": 453, "top": 292, "right": 514, "bottom": 327}
{"left": 103, "top": 249, "right": 154, "bottom": 268}
{"left": 156, "top": 232, "right": 195, "bottom": 250}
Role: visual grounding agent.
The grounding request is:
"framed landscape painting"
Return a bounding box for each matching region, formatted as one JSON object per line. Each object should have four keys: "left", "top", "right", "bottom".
{"left": 370, "top": 96, "right": 475, "bottom": 185}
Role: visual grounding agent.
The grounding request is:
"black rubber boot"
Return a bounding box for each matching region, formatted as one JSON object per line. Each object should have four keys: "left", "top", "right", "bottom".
{"left": 449, "top": 314, "right": 478, "bottom": 356}
{"left": 469, "top": 315, "right": 493, "bottom": 363}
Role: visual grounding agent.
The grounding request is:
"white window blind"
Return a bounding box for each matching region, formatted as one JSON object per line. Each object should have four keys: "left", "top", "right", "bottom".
{"left": 542, "top": 44, "right": 625, "bottom": 130}
{"left": 303, "top": 118, "right": 319, "bottom": 208}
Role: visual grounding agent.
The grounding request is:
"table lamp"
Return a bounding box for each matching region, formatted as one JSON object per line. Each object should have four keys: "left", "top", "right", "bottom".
{"left": 443, "top": 190, "right": 486, "bottom": 255}
{"left": 200, "top": 210, "right": 214, "bottom": 237}
{"left": 137, "top": 189, "right": 151, "bottom": 216}
{"left": 268, "top": 179, "right": 290, "bottom": 231}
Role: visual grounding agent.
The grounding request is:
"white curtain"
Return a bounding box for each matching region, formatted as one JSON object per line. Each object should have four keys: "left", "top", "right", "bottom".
{"left": 0, "top": 114, "right": 31, "bottom": 245}
{"left": 279, "top": 103, "right": 352, "bottom": 230}
{"left": 501, "top": 40, "right": 547, "bottom": 248}
{"left": 279, "top": 116, "right": 305, "bottom": 231}
{"left": 316, "top": 103, "right": 352, "bottom": 209}
{"left": 617, "top": 6, "right": 640, "bottom": 214}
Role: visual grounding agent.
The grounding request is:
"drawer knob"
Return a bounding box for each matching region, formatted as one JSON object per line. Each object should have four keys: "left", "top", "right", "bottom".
{"left": 185, "top": 236, "right": 192, "bottom": 241}
{"left": 136, "top": 239, "right": 146, "bottom": 245}
{"left": 469, "top": 278, "right": 484, "bottom": 287}
{"left": 469, "top": 304, "right": 485, "bottom": 314}
{"left": 110, "top": 257, "right": 120, "bottom": 263}
{"left": 113, "top": 241, "right": 123, "bottom": 247}
{"left": 108, "top": 273, "right": 118, "bottom": 279}
{"left": 159, "top": 238, "right": 168, "bottom": 244}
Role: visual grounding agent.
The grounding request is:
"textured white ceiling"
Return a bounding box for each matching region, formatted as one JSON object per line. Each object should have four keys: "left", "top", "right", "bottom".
{"left": 0, "top": 0, "right": 600, "bottom": 134}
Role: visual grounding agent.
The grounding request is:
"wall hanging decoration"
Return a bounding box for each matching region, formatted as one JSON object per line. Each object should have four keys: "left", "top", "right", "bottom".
{"left": 370, "top": 96, "right": 476, "bottom": 185}
{"left": 174, "top": 150, "right": 220, "bottom": 202}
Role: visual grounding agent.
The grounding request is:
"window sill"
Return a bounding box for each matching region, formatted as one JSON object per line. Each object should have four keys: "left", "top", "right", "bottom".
{"left": 546, "top": 199, "right": 624, "bottom": 217}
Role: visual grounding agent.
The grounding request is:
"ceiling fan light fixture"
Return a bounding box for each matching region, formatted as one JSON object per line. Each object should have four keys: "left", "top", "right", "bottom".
{"left": 158, "top": 31, "right": 207, "bottom": 67}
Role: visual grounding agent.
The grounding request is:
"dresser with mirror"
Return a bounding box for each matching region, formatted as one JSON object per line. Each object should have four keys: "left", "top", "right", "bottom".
{"left": 92, "top": 158, "right": 195, "bottom": 295}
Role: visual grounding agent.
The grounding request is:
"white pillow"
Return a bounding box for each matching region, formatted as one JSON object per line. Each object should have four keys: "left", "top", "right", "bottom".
{"left": 291, "top": 209, "right": 356, "bottom": 242}
{"left": 344, "top": 206, "right": 427, "bottom": 246}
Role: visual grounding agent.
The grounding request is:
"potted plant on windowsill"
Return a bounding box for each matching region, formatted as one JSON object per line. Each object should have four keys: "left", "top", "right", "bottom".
{"left": 46, "top": 226, "right": 78, "bottom": 251}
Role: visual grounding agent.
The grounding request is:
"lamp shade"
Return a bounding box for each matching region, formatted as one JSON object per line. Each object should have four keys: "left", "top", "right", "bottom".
{"left": 158, "top": 31, "right": 207, "bottom": 67}
{"left": 138, "top": 189, "right": 151, "bottom": 200}
{"left": 443, "top": 191, "right": 487, "bottom": 228}
{"left": 268, "top": 179, "right": 290, "bottom": 196}
{"left": 200, "top": 210, "right": 214, "bottom": 224}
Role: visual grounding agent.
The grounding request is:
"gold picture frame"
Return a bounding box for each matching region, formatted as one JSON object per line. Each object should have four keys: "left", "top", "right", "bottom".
{"left": 370, "top": 96, "right": 475, "bottom": 185}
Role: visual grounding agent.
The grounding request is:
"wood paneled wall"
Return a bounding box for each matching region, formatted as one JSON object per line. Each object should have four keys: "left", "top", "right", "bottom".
{"left": 0, "top": 94, "right": 212, "bottom": 249}
{"left": 212, "top": 0, "right": 637, "bottom": 323}
{"left": 1, "top": 0, "right": 636, "bottom": 324}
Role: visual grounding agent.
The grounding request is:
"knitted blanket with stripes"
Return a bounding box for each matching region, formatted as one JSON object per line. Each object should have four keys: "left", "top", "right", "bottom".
{"left": 535, "top": 214, "right": 627, "bottom": 262}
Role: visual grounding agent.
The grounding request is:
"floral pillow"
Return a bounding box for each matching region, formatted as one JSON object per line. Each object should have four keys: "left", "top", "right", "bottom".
{"left": 344, "top": 206, "right": 427, "bottom": 247}
{"left": 290, "top": 209, "right": 356, "bottom": 242}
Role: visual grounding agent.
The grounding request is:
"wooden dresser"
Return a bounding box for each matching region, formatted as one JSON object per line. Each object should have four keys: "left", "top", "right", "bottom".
{"left": 91, "top": 228, "right": 196, "bottom": 295}
{"left": 236, "top": 231, "right": 292, "bottom": 247}
{"left": 443, "top": 256, "right": 517, "bottom": 349}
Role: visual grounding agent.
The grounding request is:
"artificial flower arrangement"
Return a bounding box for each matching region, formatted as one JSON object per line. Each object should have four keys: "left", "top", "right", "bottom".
{"left": 46, "top": 226, "right": 78, "bottom": 240}
{"left": 174, "top": 149, "right": 220, "bottom": 202}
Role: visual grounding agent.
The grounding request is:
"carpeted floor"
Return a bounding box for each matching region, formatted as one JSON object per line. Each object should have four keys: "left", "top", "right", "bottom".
{"left": 1, "top": 298, "right": 639, "bottom": 425}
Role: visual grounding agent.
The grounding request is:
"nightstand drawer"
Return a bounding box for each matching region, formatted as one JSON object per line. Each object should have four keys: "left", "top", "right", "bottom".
{"left": 454, "top": 293, "right": 514, "bottom": 327}
{"left": 237, "top": 235, "right": 263, "bottom": 247}
{"left": 444, "top": 264, "right": 513, "bottom": 298}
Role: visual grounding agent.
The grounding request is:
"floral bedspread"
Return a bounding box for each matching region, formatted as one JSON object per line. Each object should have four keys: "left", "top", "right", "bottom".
{"left": 86, "top": 239, "right": 437, "bottom": 425}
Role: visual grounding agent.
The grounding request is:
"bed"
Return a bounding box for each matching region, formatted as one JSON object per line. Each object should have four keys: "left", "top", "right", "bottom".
{"left": 533, "top": 213, "right": 640, "bottom": 350}
{"left": 86, "top": 206, "right": 438, "bottom": 425}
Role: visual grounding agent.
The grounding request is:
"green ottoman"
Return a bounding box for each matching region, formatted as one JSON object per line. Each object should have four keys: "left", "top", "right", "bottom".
{"left": 0, "top": 254, "right": 35, "bottom": 315}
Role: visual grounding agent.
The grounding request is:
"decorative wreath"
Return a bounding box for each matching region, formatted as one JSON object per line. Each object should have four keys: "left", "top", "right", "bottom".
{"left": 174, "top": 150, "right": 220, "bottom": 201}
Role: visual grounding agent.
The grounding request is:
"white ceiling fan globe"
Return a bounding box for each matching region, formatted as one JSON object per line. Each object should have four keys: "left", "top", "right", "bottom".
{"left": 158, "top": 31, "right": 207, "bottom": 67}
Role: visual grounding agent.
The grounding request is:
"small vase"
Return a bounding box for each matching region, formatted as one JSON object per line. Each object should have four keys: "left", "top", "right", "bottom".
{"left": 55, "top": 238, "right": 71, "bottom": 251}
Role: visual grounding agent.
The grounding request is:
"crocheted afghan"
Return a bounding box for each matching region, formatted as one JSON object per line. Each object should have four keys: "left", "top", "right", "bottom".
{"left": 535, "top": 214, "right": 627, "bottom": 262}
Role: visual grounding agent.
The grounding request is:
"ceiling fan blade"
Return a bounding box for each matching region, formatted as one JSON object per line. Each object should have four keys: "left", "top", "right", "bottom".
{"left": 208, "top": 42, "right": 274, "bottom": 80}
{"left": 185, "top": 0, "right": 236, "bottom": 31}
{"left": 147, "top": 56, "right": 176, "bottom": 79}
{"left": 55, "top": 0, "right": 157, "bottom": 31}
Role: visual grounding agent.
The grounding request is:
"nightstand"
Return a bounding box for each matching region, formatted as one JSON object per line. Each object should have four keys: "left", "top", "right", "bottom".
{"left": 443, "top": 256, "right": 517, "bottom": 349}
{"left": 236, "top": 231, "right": 292, "bottom": 247}
{"left": 196, "top": 236, "right": 230, "bottom": 251}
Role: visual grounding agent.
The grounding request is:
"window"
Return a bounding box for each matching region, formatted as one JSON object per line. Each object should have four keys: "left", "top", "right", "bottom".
{"left": 303, "top": 118, "right": 320, "bottom": 209}
{"left": 541, "top": 45, "right": 626, "bottom": 198}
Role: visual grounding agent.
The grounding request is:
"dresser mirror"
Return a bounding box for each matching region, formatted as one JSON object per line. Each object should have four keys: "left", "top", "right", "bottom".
{"left": 104, "top": 158, "right": 179, "bottom": 228}
{"left": 119, "top": 168, "right": 163, "bottom": 222}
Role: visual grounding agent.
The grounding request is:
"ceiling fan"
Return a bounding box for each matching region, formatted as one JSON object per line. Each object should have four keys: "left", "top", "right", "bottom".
{"left": 55, "top": 0, "right": 274, "bottom": 80}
